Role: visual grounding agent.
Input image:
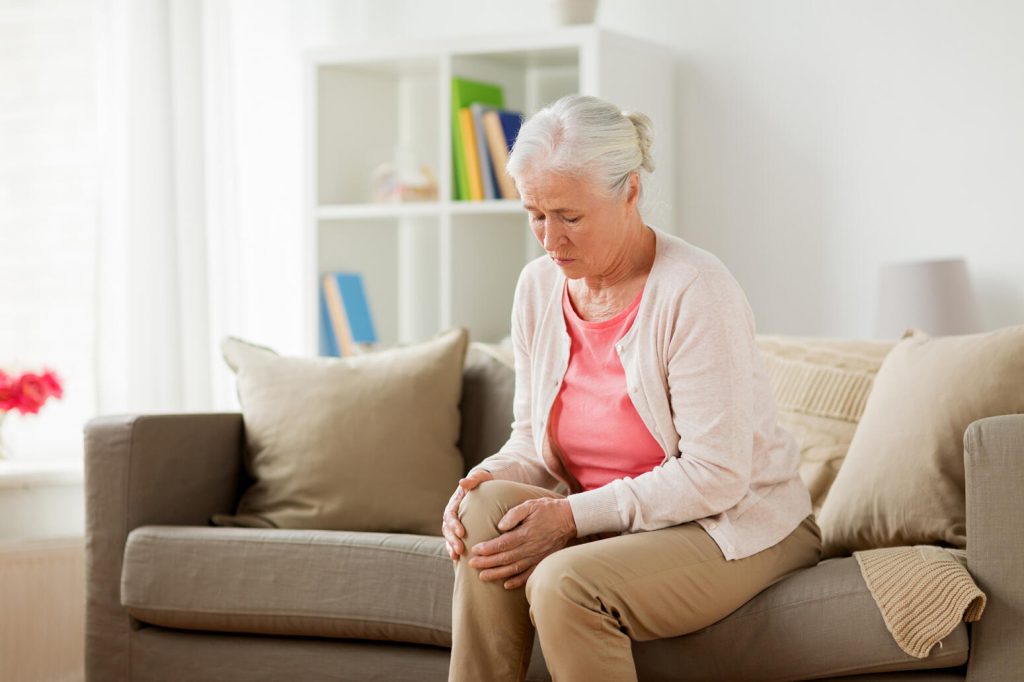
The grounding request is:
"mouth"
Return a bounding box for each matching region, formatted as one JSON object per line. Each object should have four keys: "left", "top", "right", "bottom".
{"left": 551, "top": 256, "right": 575, "bottom": 264}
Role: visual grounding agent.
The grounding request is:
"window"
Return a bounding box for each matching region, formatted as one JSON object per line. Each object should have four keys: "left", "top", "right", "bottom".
{"left": 0, "top": 0, "right": 98, "bottom": 460}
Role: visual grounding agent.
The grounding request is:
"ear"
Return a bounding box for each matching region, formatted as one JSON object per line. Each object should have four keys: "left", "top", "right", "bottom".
{"left": 625, "top": 171, "right": 640, "bottom": 209}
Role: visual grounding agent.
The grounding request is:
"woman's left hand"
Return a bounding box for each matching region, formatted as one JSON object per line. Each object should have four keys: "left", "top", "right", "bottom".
{"left": 467, "top": 497, "right": 577, "bottom": 590}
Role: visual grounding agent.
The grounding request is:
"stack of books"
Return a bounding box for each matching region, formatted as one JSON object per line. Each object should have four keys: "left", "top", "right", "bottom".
{"left": 451, "top": 76, "right": 523, "bottom": 201}
{"left": 319, "top": 271, "right": 378, "bottom": 357}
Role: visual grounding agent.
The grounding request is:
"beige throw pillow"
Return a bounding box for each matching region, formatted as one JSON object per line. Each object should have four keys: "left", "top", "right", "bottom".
{"left": 756, "top": 335, "right": 896, "bottom": 513}
{"left": 817, "top": 324, "right": 1024, "bottom": 558}
{"left": 211, "top": 327, "right": 469, "bottom": 536}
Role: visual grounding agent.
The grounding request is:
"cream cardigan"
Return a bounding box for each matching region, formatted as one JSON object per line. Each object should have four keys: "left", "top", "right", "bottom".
{"left": 468, "top": 225, "right": 813, "bottom": 561}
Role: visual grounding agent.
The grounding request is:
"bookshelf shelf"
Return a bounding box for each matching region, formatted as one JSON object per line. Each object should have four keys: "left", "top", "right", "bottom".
{"left": 304, "top": 26, "right": 675, "bottom": 353}
{"left": 316, "top": 202, "right": 440, "bottom": 220}
{"left": 447, "top": 199, "right": 524, "bottom": 215}
{"left": 316, "top": 198, "right": 526, "bottom": 221}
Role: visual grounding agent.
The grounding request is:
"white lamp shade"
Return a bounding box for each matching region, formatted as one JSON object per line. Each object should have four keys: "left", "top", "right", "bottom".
{"left": 875, "top": 258, "right": 980, "bottom": 339}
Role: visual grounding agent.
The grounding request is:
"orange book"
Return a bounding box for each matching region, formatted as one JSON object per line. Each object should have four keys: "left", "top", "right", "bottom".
{"left": 322, "top": 273, "right": 356, "bottom": 357}
{"left": 459, "top": 107, "right": 484, "bottom": 200}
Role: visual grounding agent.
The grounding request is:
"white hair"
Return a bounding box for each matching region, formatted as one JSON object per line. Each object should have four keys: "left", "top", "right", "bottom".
{"left": 506, "top": 94, "right": 656, "bottom": 214}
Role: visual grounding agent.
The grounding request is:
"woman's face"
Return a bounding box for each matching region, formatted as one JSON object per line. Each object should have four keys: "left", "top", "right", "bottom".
{"left": 518, "top": 168, "right": 638, "bottom": 279}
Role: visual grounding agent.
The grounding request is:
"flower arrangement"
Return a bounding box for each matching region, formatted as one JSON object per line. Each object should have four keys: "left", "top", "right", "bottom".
{"left": 0, "top": 367, "right": 64, "bottom": 460}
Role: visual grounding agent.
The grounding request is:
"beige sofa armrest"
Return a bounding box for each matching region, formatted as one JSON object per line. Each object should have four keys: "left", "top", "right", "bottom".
{"left": 964, "top": 413, "right": 1024, "bottom": 681}
{"left": 83, "top": 412, "right": 244, "bottom": 682}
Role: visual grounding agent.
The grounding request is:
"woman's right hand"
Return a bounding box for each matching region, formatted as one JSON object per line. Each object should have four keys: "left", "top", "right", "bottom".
{"left": 443, "top": 470, "right": 495, "bottom": 561}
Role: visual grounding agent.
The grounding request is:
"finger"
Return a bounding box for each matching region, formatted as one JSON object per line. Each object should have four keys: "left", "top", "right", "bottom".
{"left": 472, "top": 535, "right": 499, "bottom": 556}
{"left": 469, "top": 548, "right": 519, "bottom": 569}
{"left": 451, "top": 536, "right": 463, "bottom": 555}
{"left": 469, "top": 528, "right": 527, "bottom": 566}
{"left": 442, "top": 518, "right": 464, "bottom": 554}
{"left": 503, "top": 564, "right": 536, "bottom": 590}
{"left": 461, "top": 473, "right": 489, "bottom": 490}
{"left": 497, "top": 501, "right": 531, "bottom": 533}
{"left": 479, "top": 560, "right": 531, "bottom": 583}
{"left": 448, "top": 515, "right": 465, "bottom": 538}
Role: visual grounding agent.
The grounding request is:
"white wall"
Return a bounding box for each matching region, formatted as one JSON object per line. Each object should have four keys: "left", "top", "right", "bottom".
{"left": 253, "top": 0, "right": 1024, "bottom": 342}
{"left": 600, "top": 0, "right": 1024, "bottom": 336}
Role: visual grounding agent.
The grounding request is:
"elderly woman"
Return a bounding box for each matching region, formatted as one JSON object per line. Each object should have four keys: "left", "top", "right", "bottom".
{"left": 441, "top": 94, "right": 820, "bottom": 682}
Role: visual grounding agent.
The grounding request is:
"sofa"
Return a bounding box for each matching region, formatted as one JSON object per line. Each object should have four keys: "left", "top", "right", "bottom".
{"left": 83, "top": 340, "right": 1024, "bottom": 681}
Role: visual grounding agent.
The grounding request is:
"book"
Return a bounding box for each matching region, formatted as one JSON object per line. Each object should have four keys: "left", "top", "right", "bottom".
{"left": 319, "top": 286, "right": 339, "bottom": 357}
{"left": 459, "top": 108, "right": 484, "bottom": 201}
{"left": 320, "top": 272, "right": 378, "bottom": 357}
{"left": 450, "top": 76, "right": 504, "bottom": 200}
{"left": 470, "top": 103, "right": 499, "bottom": 200}
{"left": 483, "top": 108, "right": 522, "bottom": 199}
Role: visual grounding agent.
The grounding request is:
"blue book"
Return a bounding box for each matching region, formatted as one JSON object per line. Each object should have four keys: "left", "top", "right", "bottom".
{"left": 334, "top": 272, "right": 377, "bottom": 344}
{"left": 320, "top": 271, "right": 378, "bottom": 357}
{"left": 498, "top": 110, "right": 523, "bottom": 152}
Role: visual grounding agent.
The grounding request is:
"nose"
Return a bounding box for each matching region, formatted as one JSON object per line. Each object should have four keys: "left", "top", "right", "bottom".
{"left": 539, "top": 219, "right": 564, "bottom": 251}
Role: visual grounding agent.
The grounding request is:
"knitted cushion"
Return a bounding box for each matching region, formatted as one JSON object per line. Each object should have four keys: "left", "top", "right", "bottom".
{"left": 755, "top": 335, "right": 896, "bottom": 514}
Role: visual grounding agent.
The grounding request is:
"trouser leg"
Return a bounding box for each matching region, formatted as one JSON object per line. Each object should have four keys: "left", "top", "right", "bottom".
{"left": 524, "top": 514, "right": 822, "bottom": 682}
{"left": 448, "top": 479, "right": 567, "bottom": 682}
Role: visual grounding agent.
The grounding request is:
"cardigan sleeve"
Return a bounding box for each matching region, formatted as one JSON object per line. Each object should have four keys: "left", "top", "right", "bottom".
{"left": 466, "top": 267, "right": 561, "bottom": 489}
{"left": 567, "top": 269, "right": 756, "bottom": 537}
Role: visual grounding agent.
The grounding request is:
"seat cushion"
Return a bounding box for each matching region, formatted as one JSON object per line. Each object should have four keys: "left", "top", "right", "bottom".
{"left": 122, "top": 525, "right": 456, "bottom": 647}
{"left": 122, "top": 526, "right": 968, "bottom": 679}
{"left": 633, "top": 556, "right": 968, "bottom": 680}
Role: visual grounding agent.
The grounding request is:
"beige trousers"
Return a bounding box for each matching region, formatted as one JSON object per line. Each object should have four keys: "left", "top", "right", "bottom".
{"left": 448, "top": 479, "right": 821, "bottom": 682}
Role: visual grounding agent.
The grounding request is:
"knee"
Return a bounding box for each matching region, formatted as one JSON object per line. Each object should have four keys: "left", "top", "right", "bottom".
{"left": 457, "top": 479, "right": 535, "bottom": 548}
{"left": 525, "top": 550, "right": 590, "bottom": 617}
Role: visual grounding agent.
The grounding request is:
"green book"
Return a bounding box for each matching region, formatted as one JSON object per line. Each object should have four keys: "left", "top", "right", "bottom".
{"left": 451, "top": 76, "right": 504, "bottom": 200}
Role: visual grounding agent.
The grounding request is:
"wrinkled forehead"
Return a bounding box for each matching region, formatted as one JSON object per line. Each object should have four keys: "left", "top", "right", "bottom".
{"left": 517, "top": 168, "right": 598, "bottom": 210}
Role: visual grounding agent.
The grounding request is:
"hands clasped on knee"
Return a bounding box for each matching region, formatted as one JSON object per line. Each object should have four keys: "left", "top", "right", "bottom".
{"left": 442, "top": 476, "right": 578, "bottom": 590}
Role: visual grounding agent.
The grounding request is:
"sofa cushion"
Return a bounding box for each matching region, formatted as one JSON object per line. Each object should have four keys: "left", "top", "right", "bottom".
{"left": 122, "top": 525, "right": 456, "bottom": 647}
{"left": 755, "top": 335, "right": 896, "bottom": 514}
{"left": 211, "top": 326, "right": 468, "bottom": 536}
{"left": 458, "top": 342, "right": 516, "bottom": 475}
{"left": 122, "top": 525, "right": 967, "bottom": 679}
{"left": 633, "top": 556, "right": 967, "bottom": 680}
{"left": 818, "top": 323, "right": 1024, "bottom": 557}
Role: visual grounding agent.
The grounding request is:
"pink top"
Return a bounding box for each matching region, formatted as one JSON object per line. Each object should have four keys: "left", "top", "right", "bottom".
{"left": 548, "top": 279, "right": 666, "bottom": 492}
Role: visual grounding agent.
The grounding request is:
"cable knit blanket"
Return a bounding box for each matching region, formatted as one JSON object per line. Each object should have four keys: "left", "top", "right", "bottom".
{"left": 853, "top": 545, "right": 987, "bottom": 658}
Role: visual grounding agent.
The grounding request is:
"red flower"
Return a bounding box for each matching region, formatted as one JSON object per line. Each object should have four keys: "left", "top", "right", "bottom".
{"left": 0, "top": 367, "right": 64, "bottom": 415}
{"left": 40, "top": 368, "right": 64, "bottom": 400}
{"left": 16, "top": 374, "right": 48, "bottom": 414}
{"left": 0, "top": 371, "right": 16, "bottom": 412}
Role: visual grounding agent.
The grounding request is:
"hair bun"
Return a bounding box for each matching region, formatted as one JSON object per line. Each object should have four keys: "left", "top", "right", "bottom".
{"left": 623, "top": 110, "right": 655, "bottom": 173}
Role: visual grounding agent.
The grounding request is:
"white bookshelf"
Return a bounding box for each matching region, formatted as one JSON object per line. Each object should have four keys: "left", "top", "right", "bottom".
{"left": 303, "top": 26, "right": 675, "bottom": 353}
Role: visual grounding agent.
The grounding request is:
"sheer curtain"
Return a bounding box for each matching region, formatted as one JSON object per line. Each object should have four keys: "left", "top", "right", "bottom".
{"left": 93, "top": 0, "right": 309, "bottom": 417}
{"left": 1, "top": 0, "right": 313, "bottom": 461}
{"left": 93, "top": 0, "right": 222, "bottom": 416}
{"left": 0, "top": 0, "right": 100, "bottom": 460}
